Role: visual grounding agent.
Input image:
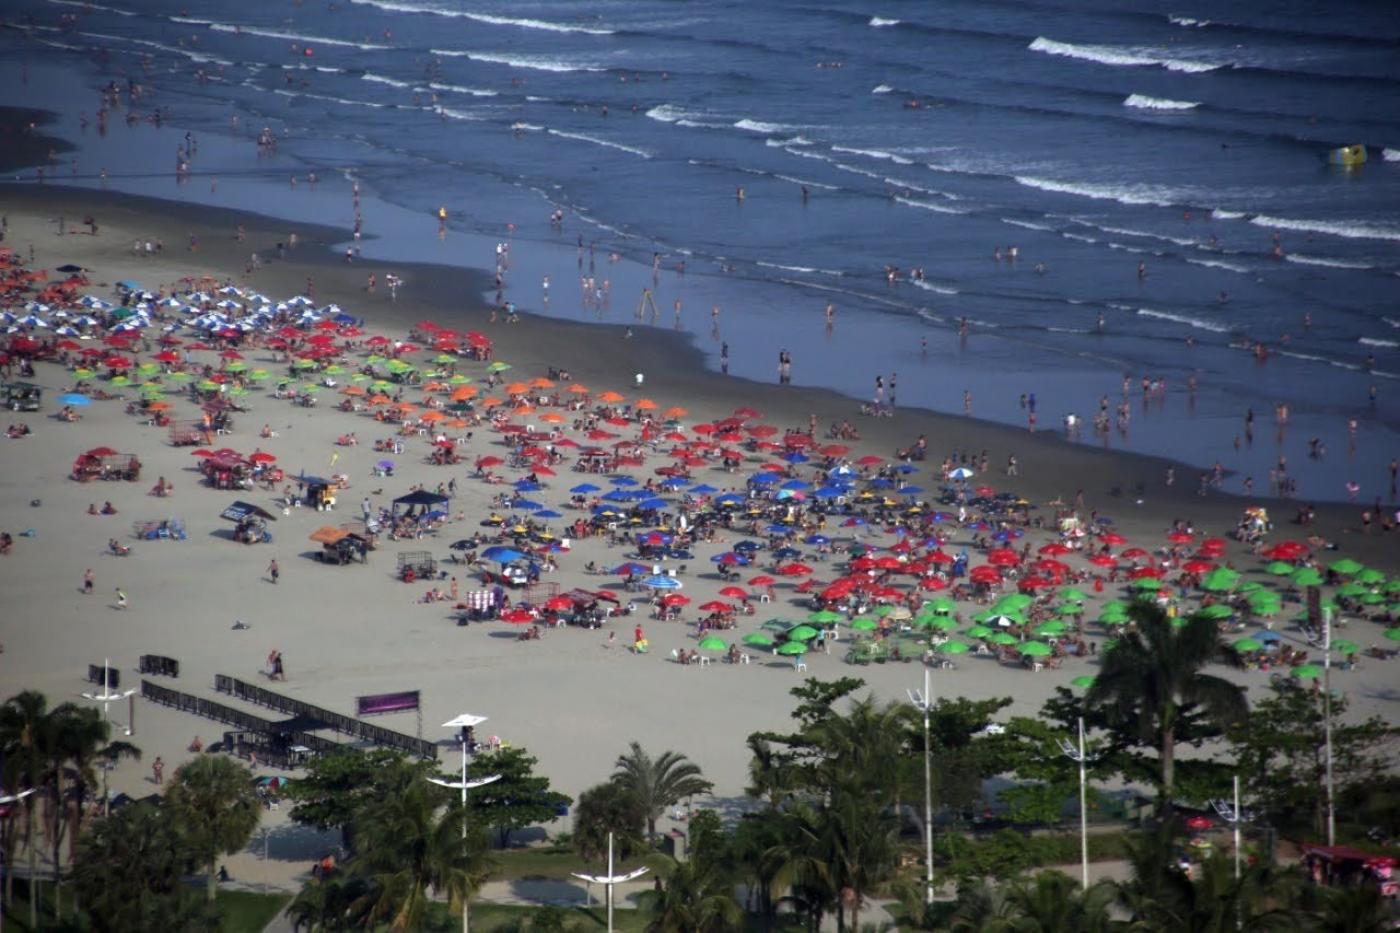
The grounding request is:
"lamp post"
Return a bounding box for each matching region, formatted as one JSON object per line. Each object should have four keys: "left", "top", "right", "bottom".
{"left": 906, "top": 668, "right": 935, "bottom": 906}
{"left": 81, "top": 659, "right": 136, "bottom": 734}
{"left": 1211, "top": 775, "right": 1251, "bottom": 881}
{"left": 571, "top": 832, "right": 649, "bottom": 933}
{"left": 428, "top": 714, "right": 499, "bottom": 933}
{"left": 0, "top": 790, "right": 37, "bottom": 933}
{"left": 1321, "top": 606, "right": 1335, "bottom": 846}
{"left": 1057, "top": 717, "right": 1096, "bottom": 891}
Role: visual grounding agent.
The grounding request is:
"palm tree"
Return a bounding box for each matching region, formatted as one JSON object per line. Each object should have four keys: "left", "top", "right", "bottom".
{"left": 1007, "top": 871, "right": 1116, "bottom": 932}
{"left": 1086, "top": 603, "right": 1248, "bottom": 814}
{"left": 45, "top": 702, "right": 112, "bottom": 916}
{"left": 0, "top": 690, "right": 53, "bottom": 926}
{"left": 165, "top": 754, "right": 261, "bottom": 901}
{"left": 351, "top": 777, "right": 495, "bottom": 932}
{"left": 762, "top": 804, "right": 836, "bottom": 933}
{"left": 611, "top": 742, "right": 713, "bottom": 839}
{"left": 646, "top": 856, "right": 742, "bottom": 932}
{"left": 947, "top": 878, "right": 1023, "bottom": 932}
{"left": 744, "top": 735, "right": 796, "bottom": 811}
{"left": 286, "top": 872, "right": 375, "bottom": 932}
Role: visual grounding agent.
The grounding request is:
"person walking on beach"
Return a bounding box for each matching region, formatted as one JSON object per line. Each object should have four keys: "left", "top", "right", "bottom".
{"left": 83, "top": 568, "right": 94, "bottom": 595}
{"left": 720, "top": 342, "right": 729, "bottom": 375}
{"left": 115, "top": 588, "right": 128, "bottom": 610}
{"left": 152, "top": 756, "right": 164, "bottom": 785}
{"left": 963, "top": 390, "right": 972, "bottom": 414}
{"left": 267, "top": 559, "right": 279, "bottom": 584}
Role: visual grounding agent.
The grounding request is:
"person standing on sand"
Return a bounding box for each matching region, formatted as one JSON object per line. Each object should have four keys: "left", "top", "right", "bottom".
{"left": 83, "top": 568, "right": 94, "bottom": 595}
{"left": 267, "top": 559, "right": 279, "bottom": 584}
{"left": 152, "top": 756, "right": 164, "bottom": 785}
{"left": 115, "top": 588, "right": 127, "bottom": 610}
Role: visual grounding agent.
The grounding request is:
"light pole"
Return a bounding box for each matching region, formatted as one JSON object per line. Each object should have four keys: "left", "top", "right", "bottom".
{"left": 1211, "top": 775, "right": 1251, "bottom": 881}
{"left": 428, "top": 714, "right": 500, "bottom": 933}
{"left": 906, "top": 667, "right": 935, "bottom": 906}
{"left": 571, "top": 832, "right": 649, "bottom": 933}
{"left": 0, "top": 790, "right": 37, "bottom": 933}
{"left": 81, "top": 658, "right": 136, "bottom": 734}
{"left": 1057, "top": 717, "right": 1096, "bottom": 891}
{"left": 1321, "top": 606, "right": 1335, "bottom": 846}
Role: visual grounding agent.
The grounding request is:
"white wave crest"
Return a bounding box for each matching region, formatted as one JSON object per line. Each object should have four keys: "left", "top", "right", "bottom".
{"left": 1029, "top": 36, "right": 1222, "bottom": 73}
{"left": 1212, "top": 209, "right": 1245, "bottom": 220}
{"left": 1285, "top": 254, "right": 1373, "bottom": 270}
{"left": 436, "top": 107, "right": 483, "bottom": 122}
{"left": 895, "top": 196, "right": 966, "bottom": 215}
{"left": 1251, "top": 214, "right": 1400, "bottom": 243}
{"left": 1168, "top": 14, "right": 1210, "bottom": 27}
{"left": 871, "top": 84, "right": 893, "bottom": 94}
{"left": 869, "top": 17, "right": 900, "bottom": 27}
{"left": 1184, "top": 257, "right": 1250, "bottom": 273}
{"left": 274, "top": 89, "right": 387, "bottom": 108}
{"left": 1360, "top": 337, "right": 1399, "bottom": 348}
{"left": 1124, "top": 93, "right": 1199, "bottom": 110}
{"left": 756, "top": 261, "right": 842, "bottom": 276}
{"left": 47, "top": 0, "right": 136, "bottom": 15}
{"left": 766, "top": 136, "right": 814, "bottom": 148}
{"left": 912, "top": 280, "right": 959, "bottom": 295}
{"left": 1384, "top": 148, "right": 1400, "bottom": 162}
{"left": 363, "top": 73, "right": 413, "bottom": 88}
{"left": 1014, "top": 176, "right": 1178, "bottom": 206}
{"left": 210, "top": 22, "right": 387, "bottom": 49}
{"left": 450, "top": 51, "right": 604, "bottom": 72}
{"left": 546, "top": 129, "right": 651, "bottom": 159}
{"left": 349, "top": 0, "right": 611, "bottom": 32}
{"left": 1002, "top": 219, "right": 1055, "bottom": 232}
{"left": 427, "top": 81, "right": 496, "bottom": 97}
{"left": 1136, "top": 308, "right": 1230, "bottom": 333}
{"left": 734, "top": 118, "right": 793, "bottom": 134}
{"left": 832, "top": 145, "right": 913, "bottom": 165}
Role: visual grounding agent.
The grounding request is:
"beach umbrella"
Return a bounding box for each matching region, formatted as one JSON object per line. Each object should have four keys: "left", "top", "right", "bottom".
{"left": 1237, "top": 581, "right": 1265, "bottom": 595}
{"left": 1099, "top": 616, "right": 1131, "bottom": 627}
{"left": 1018, "top": 641, "right": 1052, "bottom": 657}
{"left": 927, "top": 597, "right": 957, "bottom": 615}
{"left": 985, "top": 613, "right": 1022, "bottom": 628}
{"left": 849, "top": 617, "right": 879, "bottom": 632}
{"left": 1384, "top": 628, "right": 1400, "bottom": 642}
{"left": 1201, "top": 568, "right": 1240, "bottom": 592}
{"left": 1330, "top": 639, "right": 1359, "bottom": 656}
{"left": 1291, "top": 568, "right": 1324, "bottom": 587}
{"left": 1032, "top": 621, "right": 1067, "bottom": 638}
{"left": 1328, "top": 559, "right": 1364, "bottom": 576}
{"left": 58, "top": 393, "right": 91, "bottom": 406}
{"left": 1070, "top": 676, "right": 1096, "bottom": 689}
{"left": 777, "top": 641, "right": 807, "bottom": 656}
{"left": 1232, "top": 638, "right": 1263, "bottom": 653}
{"left": 1266, "top": 561, "right": 1297, "bottom": 576}
{"left": 987, "top": 632, "right": 1017, "bottom": 646}
{"left": 1357, "top": 592, "right": 1387, "bottom": 606}
{"left": 994, "top": 594, "right": 1033, "bottom": 612}
{"left": 938, "top": 640, "right": 971, "bottom": 654}
{"left": 786, "top": 625, "right": 820, "bottom": 642}
{"left": 743, "top": 631, "right": 775, "bottom": 647}
{"left": 1058, "top": 587, "right": 1087, "bottom": 603}
{"left": 1291, "top": 664, "right": 1323, "bottom": 680}
{"left": 643, "top": 576, "right": 681, "bottom": 589}
{"left": 1335, "top": 582, "right": 1368, "bottom": 597}
{"left": 925, "top": 616, "right": 958, "bottom": 633}
{"left": 698, "top": 636, "right": 728, "bottom": 652}
{"left": 1197, "top": 604, "right": 1233, "bottom": 620}
{"left": 248, "top": 369, "right": 270, "bottom": 381}
{"left": 966, "top": 625, "right": 993, "bottom": 639}
{"left": 808, "top": 610, "right": 843, "bottom": 625}
{"left": 1054, "top": 603, "right": 1085, "bottom": 616}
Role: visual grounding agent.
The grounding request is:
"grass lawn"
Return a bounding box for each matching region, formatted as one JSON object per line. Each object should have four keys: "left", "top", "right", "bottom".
{"left": 218, "top": 890, "right": 292, "bottom": 933}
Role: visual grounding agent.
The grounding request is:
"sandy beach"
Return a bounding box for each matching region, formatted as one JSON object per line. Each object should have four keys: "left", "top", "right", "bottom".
{"left": 2, "top": 175, "right": 1398, "bottom": 891}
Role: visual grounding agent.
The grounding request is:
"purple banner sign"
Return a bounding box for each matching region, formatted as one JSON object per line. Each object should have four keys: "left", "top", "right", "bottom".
{"left": 356, "top": 690, "right": 420, "bottom": 717}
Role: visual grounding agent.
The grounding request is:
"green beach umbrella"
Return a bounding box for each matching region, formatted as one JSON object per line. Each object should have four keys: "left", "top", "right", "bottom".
{"left": 1266, "top": 561, "right": 1296, "bottom": 576}
{"left": 938, "top": 640, "right": 971, "bottom": 654}
{"left": 926, "top": 616, "right": 957, "bottom": 633}
{"left": 1132, "top": 577, "right": 1164, "bottom": 591}
{"left": 1237, "top": 581, "right": 1265, "bottom": 595}
{"left": 1101, "top": 600, "right": 1129, "bottom": 613}
{"left": 434, "top": 353, "right": 456, "bottom": 364}
{"left": 137, "top": 362, "right": 159, "bottom": 375}
{"left": 293, "top": 358, "right": 316, "bottom": 369}
{"left": 366, "top": 354, "right": 386, "bottom": 364}
{"left": 871, "top": 605, "right": 897, "bottom": 617}
{"left": 1101, "top": 639, "right": 1119, "bottom": 653}
{"left": 224, "top": 361, "right": 247, "bottom": 373}
{"left": 1358, "top": 592, "right": 1386, "bottom": 606}
{"left": 1330, "top": 640, "right": 1359, "bottom": 656}
{"left": 1201, "top": 568, "right": 1241, "bottom": 592}
{"left": 449, "top": 374, "right": 470, "bottom": 385}
{"left": 166, "top": 371, "right": 191, "bottom": 382}
{"left": 323, "top": 364, "right": 345, "bottom": 375}
{"left": 742, "top": 631, "right": 775, "bottom": 647}
{"left": 1335, "top": 582, "right": 1368, "bottom": 597}
{"left": 350, "top": 372, "right": 370, "bottom": 383}
{"left": 777, "top": 641, "right": 807, "bottom": 656}
{"left": 1291, "top": 568, "right": 1324, "bottom": 587}
{"left": 849, "top": 617, "right": 879, "bottom": 633}
{"left": 487, "top": 361, "right": 512, "bottom": 372}
{"left": 1018, "top": 641, "right": 1052, "bottom": 657}
{"left": 74, "top": 368, "right": 94, "bottom": 378}
{"left": 1058, "top": 587, "right": 1088, "bottom": 603}
{"left": 927, "top": 597, "right": 957, "bottom": 614}
{"left": 110, "top": 375, "right": 131, "bottom": 386}
{"left": 1099, "top": 615, "right": 1131, "bottom": 627}
{"left": 808, "top": 610, "right": 843, "bottom": 625}
{"left": 370, "top": 380, "right": 393, "bottom": 391}
{"left": 1385, "top": 580, "right": 1400, "bottom": 594}
{"left": 1329, "top": 559, "right": 1364, "bottom": 576}
{"left": 988, "top": 632, "right": 1017, "bottom": 646}
{"left": 995, "top": 594, "right": 1033, "bottom": 612}
{"left": 966, "top": 625, "right": 993, "bottom": 639}
{"left": 761, "top": 618, "right": 792, "bottom": 632}
{"left": 1198, "top": 604, "right": 1234, "bottom": 620}
{"left": 1033, "top": 621, "right": 1068, "bottom": 637}
{"left": 698, "top": 636, "right": 728, "bottom": 652}
{"left": 229, "top": 386, "right": 248, "bottom": 397}
{"left": 1291, "top": 664, "right": 1323, "bottom": 680}
{"left": 300, "top": 384, "right": 322, "bottom": 393}
{"left": 1055, "top": 603, "right": 1085, "bottom": 616}
{"left": 196, "top": 380, "right": 218, "bottom": 391}
{"left": 1070, "top": 675, "right": 1096, "bottom": 689}
{"left": 1232, "top": 638, "right": 1263, "bottom": 653}
{"left": 786, "top": 625, "right": 820, "bottom": 642}
{"left": 1384, "top": 628, "right": 1400, "bottom": 642}
{"left": 248, "top": 369, "right": 270, "bottom": 381}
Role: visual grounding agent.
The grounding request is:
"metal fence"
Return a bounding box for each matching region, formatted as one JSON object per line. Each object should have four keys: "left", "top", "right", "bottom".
{"left": 212, "top": 675, "right": 437, "bottom": 759}
{"left": 140, "top": 680, "right": 344, "bottom": 765}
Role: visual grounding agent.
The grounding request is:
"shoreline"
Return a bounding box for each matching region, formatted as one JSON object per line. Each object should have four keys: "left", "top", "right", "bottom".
{"left": 2, "top": 180, "right": 1391, "bottom": 566}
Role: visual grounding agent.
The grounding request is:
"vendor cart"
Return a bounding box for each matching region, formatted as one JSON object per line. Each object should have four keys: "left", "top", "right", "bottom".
{"left": 397, "top": 550, "right": 437, "bottom": 583}
{"left": 221, "top": 500, "right": 277, "bottom": 544}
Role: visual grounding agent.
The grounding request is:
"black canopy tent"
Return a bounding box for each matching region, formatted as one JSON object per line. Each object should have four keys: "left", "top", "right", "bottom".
{"left": 392, "top": 489, "right": 450, "bottom": 520}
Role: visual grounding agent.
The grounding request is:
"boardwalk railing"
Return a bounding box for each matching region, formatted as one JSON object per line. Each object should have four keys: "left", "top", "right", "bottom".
{"left": 140, "top": 680, "right": 343, "bottom": 767}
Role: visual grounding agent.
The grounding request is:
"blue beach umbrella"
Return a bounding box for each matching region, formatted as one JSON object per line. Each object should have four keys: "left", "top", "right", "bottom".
{"left": 570, "top": 483, "right": 600, "bottom": 494}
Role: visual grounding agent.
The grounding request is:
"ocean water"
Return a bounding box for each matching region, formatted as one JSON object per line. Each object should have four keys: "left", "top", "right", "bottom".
{"left": 2, "top": 0, "right": 1399, "bottom": 503}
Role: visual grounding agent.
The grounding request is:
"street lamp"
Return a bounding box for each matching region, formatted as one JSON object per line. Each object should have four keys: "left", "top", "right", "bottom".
{"left": 1211, "top": 775, "right": 1252, "bottom": 881}
{"left": 1056, "top": 717, "right": 1097, "bottom": 891}
{"left": 906, "top": 668, "right": 935, "bottom": 906}
{"left": 428, "top": 714, "right": 500, "bottom": 933}
{"left": 0, "top": 790, "right": 37, "bottom": 933}
{"left": 1321, "top": 606, "right": 1336, "bottom": 846}
{"left": 571, "top": 832, "right": 649, "bottom": 933}
{"left": 81, "top": 658, "right": 136, "bottom": 734}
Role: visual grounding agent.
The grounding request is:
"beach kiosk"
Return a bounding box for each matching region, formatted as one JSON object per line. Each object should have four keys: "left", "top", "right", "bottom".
{"left": 310, "top": 526, "right": 369, "bottom": 564}
{"left": 222, "top": 500, "right": 277, "bottom": 544}
{"left": 300, "top": 475, "right": 338, "bottom": 511}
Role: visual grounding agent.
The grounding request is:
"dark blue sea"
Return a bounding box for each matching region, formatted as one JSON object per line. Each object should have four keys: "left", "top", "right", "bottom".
{"left": 3, "top": 0, "right": 1399, "bottom": 502}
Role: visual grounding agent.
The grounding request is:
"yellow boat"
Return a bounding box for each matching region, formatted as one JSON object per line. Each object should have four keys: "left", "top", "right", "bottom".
{"left": 1328, "top": 144, "right": 1367, "bottom": 167}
